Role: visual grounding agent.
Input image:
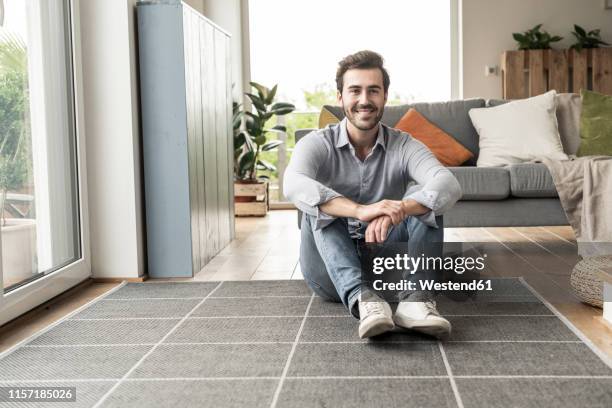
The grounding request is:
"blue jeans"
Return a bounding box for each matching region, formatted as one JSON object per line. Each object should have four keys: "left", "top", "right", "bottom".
{"left": 300, "top": 213, "right": 444, "bottom": 318}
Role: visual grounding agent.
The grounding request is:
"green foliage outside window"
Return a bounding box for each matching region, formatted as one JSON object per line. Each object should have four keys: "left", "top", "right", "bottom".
{"left": 0, "top": 30, "right": 30, "bottom": 225}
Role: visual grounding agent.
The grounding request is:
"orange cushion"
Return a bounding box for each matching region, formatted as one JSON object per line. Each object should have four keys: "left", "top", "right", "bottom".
{"left": 395, "top": 109, "right": 474, "bottom": 166}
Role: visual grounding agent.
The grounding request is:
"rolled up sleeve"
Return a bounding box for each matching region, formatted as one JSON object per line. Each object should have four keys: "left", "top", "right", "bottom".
{"left": 283, "top": 132, "right": 343, "bottom": 229}
{"left": 401, "top": 138, "right": 462, "bottom": 228}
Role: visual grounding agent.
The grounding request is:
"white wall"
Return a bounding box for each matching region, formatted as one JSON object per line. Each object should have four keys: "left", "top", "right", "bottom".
{"left": 202, "top": 0, "right": 247, "bottom": 101}
{"left": 79, "top": 0, "right": 145, "bottom": 279}
{"left": 461, "top": 0, "right": 612, "bottom": 99}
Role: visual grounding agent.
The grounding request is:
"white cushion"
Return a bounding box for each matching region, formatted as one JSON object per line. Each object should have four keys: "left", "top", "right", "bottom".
{"left": 469, "top": 91, "right": 569, "bottom": 167}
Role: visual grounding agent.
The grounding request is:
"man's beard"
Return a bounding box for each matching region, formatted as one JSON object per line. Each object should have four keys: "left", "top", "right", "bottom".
{"left": 343, "top": 103, "right": 385, "bottom": 131}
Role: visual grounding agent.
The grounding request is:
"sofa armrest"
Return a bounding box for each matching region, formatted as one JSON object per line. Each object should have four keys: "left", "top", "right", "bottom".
{"left": 295, "top": 128, "right": 317, "bottom": 143}
{"left": 294, "top": 129, "right": 317, "bottom": 229}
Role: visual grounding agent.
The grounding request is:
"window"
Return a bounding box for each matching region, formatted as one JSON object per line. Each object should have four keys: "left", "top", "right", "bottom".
{"left": 248, "top": 0, "right": 452, "bottom": 202}
{"left": 0, "top": 0, "right": 80, "bottom": 292}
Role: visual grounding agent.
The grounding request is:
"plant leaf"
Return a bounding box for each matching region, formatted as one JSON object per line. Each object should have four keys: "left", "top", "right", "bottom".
{"left": 245, "top": 93, "right": 266, "bottom": 113}
{"left": 271, "top": 102, "right": 295, "bottom": 110}
{"left": 265, "top": 84, "right": 278, "bottom": 105}
{"left": 234, "top": 132, "right": 246, "bottom": 150}
{"left": 244, "top": 111, "right": 263, "bottom": 135}
{"left": 238, "top": 151, "right": 255, "bottom": 173}
{"left": 574, "top": 25, "right": 586, "bottom": 37}
{"left": 261, "top": 140, "right": 283, "bottom": 151}
{"left": 257, "top": 159, "right": 276, "bottom": 172}
{"left": 270, "top": 102, "right": 295, "bottom": 115}
{"left": 250, "top": 82, "right": 268, "bottom": 100}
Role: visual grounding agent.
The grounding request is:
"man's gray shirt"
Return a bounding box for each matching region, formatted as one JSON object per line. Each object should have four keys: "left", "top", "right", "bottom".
{"left": 283, "top": 118, "right": 462, "bottom": 236}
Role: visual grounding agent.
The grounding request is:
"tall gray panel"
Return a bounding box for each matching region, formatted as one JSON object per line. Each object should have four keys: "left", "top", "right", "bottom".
{"left": 226, "top": 36, "right": 235, "bottom": 238}
{"left": 187, "top": 12, "right": 207, "bottom": 269}
{"left": 183, "top": 9, "right": 200, "bottom": 273}
{"left": 202, "top": 21, "right": 219, "bottom": 260}
{"left": 137, "top": 2, "right": 193, "bottom": 278}
{"left": 137, "top": 1, "right": 234, "bottom": 277}
{"left": 215, "top": 29, "right": 230, "bottom": 248}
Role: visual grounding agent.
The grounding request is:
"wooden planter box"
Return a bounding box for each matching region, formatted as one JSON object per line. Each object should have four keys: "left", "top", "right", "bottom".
{"left": 501, "top": 48, "right": 612, "bottom": 99}
{"left": 234, "top": 181, "right": 269, "bottom": 217}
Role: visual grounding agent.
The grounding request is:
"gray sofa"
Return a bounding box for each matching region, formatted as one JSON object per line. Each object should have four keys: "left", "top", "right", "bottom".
{"left": 294, "top": 98, "right": 569, "bottom": 228}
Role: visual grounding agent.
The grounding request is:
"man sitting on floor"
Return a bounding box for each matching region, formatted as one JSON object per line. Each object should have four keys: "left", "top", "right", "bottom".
{"left": 283, "top": 50, "right": 462, "bottom": 339}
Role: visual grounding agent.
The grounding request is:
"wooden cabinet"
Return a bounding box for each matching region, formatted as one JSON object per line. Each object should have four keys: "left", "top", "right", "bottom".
{"left": 501, "top": 48, "right": 612, "bottom": 99}
{"left": 137, "top": 2, "right": 234, "bottom": 278}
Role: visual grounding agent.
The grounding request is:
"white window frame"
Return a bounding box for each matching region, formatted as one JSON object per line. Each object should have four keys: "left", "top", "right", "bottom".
{"left": 0, "top": 0, "right": 91, "bottom": 327}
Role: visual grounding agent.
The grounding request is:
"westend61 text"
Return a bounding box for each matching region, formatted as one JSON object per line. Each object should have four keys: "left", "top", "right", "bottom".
{"left": 372, "top": 279, "right": 493, "bottom": 292}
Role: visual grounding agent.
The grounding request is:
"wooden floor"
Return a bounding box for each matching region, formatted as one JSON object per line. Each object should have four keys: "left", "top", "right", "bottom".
{"left": 1, "top": 210, "right": 611, "bottom": 358}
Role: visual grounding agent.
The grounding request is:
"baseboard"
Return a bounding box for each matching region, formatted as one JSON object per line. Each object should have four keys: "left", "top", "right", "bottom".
{"left": 92, "top": 275, "right": 149, "bottom": 283}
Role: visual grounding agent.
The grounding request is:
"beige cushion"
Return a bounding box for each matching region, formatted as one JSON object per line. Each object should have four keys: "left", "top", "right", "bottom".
{"left": 487, "top": 93, "right": 581, "bottom": 155}
{"left": 470, "top": 91, "right": 569, "bottom": 167}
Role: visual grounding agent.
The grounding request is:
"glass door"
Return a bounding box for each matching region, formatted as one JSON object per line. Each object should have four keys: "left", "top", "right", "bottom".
{"left": 0, "top": 0, "right": 89, "bottom": 326}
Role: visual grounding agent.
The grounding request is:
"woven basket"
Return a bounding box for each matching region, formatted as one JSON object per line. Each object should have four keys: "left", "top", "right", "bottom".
{"left": 570, "top": 256, "right": 612, "bottom": 308}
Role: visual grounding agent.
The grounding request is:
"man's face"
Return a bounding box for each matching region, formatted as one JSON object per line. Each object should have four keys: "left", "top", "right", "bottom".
{"left": 338, "top": 68, "right": 387, "bottom": 132}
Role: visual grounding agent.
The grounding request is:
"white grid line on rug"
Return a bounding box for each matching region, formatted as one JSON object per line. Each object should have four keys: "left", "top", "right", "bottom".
{"left": 269, "top": 293, "right": 315, "bottom": 408}
{"left": 439, "top": 341, "right": 465, "bottom": 408}
{"left": 91, "top": 281, "right": 224, "bottom": 408}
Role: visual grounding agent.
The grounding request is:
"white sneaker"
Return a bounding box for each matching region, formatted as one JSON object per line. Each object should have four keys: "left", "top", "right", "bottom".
{"left": 394, "top": 300, "right": 451, "bottom": 340}
{"left": 358, "top": 292, "right": 394, "bottom": 339}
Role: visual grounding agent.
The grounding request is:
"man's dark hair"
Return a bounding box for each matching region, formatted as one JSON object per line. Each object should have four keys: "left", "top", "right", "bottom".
{"left": 335, "top": 50, "right": 390, "bottom": 94}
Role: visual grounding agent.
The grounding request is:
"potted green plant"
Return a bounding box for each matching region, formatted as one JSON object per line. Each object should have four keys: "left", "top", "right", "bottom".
{"left": 233, "top": 82, "right": 295, "bottom": 215}
{"left": 570, "top": 24, "right": 610, "bottom": 51}
{"left": 512, "top": 24, "right": 563, "bottom": 50}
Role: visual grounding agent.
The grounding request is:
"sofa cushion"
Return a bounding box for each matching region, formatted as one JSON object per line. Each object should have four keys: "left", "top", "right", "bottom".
{"left": 471, "top": 91, "right": 568, "bottom": 167}
{"left": 448, "top": 167, "right": 510, "bottom": 200}
{"left": 394, "top": 109, "right": 474, "bottom": 166}
{"left": 322, "top": 99, "right": 485, "bottom": 165}
{"left": 408, "top": 99, "right": 484, "bottom": 165}
{"left": 508, "top": 163, "right": 558, "bottom": 198}
{"left": 578, "top": 89, "right": 612, "bottom": 156}
{"left": 487, "top": 93, "right": 582, "bottom": 155}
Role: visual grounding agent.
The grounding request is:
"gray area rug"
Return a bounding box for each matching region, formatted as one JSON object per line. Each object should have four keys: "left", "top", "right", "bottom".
{"left": 0, "top": 278, "right": 611, "bottom": 407}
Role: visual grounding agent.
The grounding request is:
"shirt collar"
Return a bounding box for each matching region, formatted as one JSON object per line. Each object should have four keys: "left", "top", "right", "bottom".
{"left": 336, "top": 118, "right": 386, "bottom": 151}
